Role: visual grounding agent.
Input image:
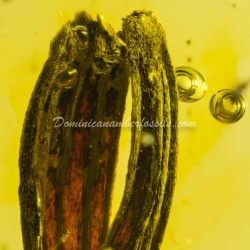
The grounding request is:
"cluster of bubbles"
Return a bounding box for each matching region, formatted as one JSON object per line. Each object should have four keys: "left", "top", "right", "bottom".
{"left": 175, "top": 66, "right": 247, "bottom": 123}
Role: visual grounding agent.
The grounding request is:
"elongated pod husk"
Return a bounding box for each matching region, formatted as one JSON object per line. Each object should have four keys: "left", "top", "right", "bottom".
{"left": 103, "top": 10, "right": 178, "bottom": 250}
{"left": 19, "top": 11, "right": 129, "bottom": 250}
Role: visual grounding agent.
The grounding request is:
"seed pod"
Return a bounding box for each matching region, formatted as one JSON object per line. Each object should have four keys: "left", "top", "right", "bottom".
{"left": 102, "top": 10, "right": 178, "bottom": 250}
{"left": 19, "top": 11, "right": 129, "bottom": 250}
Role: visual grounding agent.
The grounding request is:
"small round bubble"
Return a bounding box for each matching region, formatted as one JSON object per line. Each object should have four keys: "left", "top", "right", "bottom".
{"left": 55, "top": 66, "right": 78, "bottom": 90}
{"left": 140, "top": 132, "right": 155, "bottom": 147}
{"left": 175, "top": 66, "right": 207, "bottom": 102}
{"left": 210, "top": 89, "right": 246, "bottom": 123}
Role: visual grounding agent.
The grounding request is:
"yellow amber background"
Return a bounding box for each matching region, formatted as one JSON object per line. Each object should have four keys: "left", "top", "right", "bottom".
{"left": 1, "top": 0, "right": 250, "bottom": 249}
